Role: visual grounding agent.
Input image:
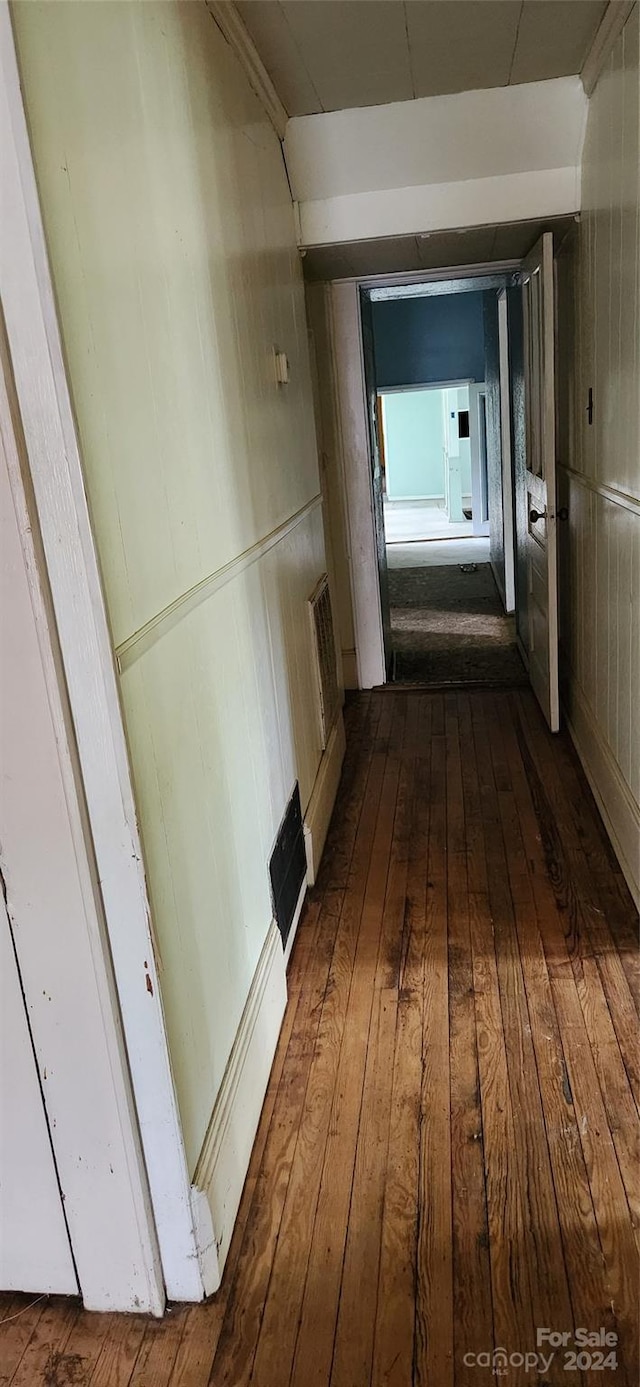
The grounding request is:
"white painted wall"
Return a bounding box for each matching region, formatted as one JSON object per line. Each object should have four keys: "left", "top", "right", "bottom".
{"left": 556, "top": 3, "right": 640, "bottom": 903}
{"left": 13, "top": 0, "right": 333, "bottom": 1272}
{"left": 284, "top": 78, "right": 587, "bottom": 246}
{"left": 382, "top": 388, "right": 448, "bottom": 502}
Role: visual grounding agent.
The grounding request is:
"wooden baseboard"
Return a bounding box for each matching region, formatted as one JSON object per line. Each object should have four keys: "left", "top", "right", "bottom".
{"left": 564, "top": 679, "right": 640, "bottom": 907}
{"left": 384, "top": 494, "right": 446, "bottom": 505}
{"left": 516, "top": 633, "right": 529, "bottom": 671}
{"left": 283, "top": 874, "right": 309, "bottom": 968}
{"left": 490, "top": 559, "right": 506, "bottom": 610}
{"left": 191, "top": 920, "right": 287, "bottom": 1287}
{"left": 304, "top": 713, "right": 346, "bottom": 885}
{"left": 341, "top": 648, "right": 358, "bottom": 689}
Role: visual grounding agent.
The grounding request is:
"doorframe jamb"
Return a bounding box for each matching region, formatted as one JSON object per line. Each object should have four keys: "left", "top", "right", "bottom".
{"left": 498, "top": 291, "right": 517, "bottom": 611}
{"left": 331, "top": 281, "right": 386, "bottom": 689}
{"left": 468, "top": 382, "right": 491, "bottom": 538}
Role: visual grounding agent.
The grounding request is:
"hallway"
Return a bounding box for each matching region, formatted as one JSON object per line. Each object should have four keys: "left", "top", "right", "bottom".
{"left": 2, "top": 689, "right": 638, "bottom": 1385}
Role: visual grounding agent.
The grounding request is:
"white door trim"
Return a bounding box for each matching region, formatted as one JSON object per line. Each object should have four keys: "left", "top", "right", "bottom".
{"left": 0, "top": 2, "right": 210, "bottom": 1303}
{"left": 498, "top": 292, "right": 516, "bottom": 611}
{"left": 468, "top": 383, "right": 490, "bottom": 537}
{"left": 330, "top": 282, "right": 386, "bottom": 689}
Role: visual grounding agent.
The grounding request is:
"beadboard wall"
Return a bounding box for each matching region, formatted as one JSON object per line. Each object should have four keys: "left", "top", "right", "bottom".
{"left": 556, "top": 2, "right": 640, "bottom": 903}
{"left": 13, "top": 0, "right": 331, "bottom": 1194}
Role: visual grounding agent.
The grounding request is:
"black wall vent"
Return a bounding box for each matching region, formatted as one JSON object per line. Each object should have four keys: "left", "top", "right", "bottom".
{"left": 269, "top": 783, "right": 306, "bottom": 952}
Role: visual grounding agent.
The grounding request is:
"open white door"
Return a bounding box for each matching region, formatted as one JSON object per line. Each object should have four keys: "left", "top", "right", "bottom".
{"left": 521, "top": 232, "right": 559, "bottom": 731}
{"left": 0, "top": 897, "right": 77, "bottom": 1294}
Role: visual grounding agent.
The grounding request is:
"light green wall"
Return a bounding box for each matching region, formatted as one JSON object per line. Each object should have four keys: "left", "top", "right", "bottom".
{"left": 382, "top": 387, "right": 472, "bottom": 501}
{"left": 381, "top": 389, "right": 445, "bottom": 499}
{"left": 13, "top": 0, "right": 327, "bottom": 1171}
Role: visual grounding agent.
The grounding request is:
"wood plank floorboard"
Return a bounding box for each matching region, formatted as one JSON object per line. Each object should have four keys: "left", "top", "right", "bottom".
{"left": 1, "top": 690, "right": 637, "bottom": 1387}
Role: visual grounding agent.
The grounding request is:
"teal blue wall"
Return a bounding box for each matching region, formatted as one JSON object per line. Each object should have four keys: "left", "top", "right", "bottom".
{"left": 382, "top": 389, "right": 445, "bottom": 500}
{"left": 372, "top": 292, "right": 485, "bottom": 388}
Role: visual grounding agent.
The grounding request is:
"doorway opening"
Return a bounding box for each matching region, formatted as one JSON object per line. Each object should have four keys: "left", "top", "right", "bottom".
{"left": 379, "top": 382, "right": 488, "bottom": 545}
{"left": 361, "top": 276, "right": 524, "bottom": 688}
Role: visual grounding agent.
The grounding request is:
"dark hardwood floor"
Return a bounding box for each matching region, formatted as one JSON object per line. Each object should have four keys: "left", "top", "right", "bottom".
{"left": 1, "top": 690, "right": 638, "bottom": 1386}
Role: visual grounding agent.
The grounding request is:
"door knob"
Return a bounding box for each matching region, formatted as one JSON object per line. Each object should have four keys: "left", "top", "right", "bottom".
{"left": 529, "top": 508, "right": 546, "bottom": 524}
{"left": 557, "top": 506, "right": 569, "bottom": 521}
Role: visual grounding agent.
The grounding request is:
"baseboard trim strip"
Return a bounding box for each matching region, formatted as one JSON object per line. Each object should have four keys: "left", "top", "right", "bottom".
{"left": 191, "top": 919, "right": 287, "bottom": 1280}
{"left": 304, "top": 713, "right": 346, "bottom": 885}
{"left": 563, "top": 680, "right": 640, "bottom": 907}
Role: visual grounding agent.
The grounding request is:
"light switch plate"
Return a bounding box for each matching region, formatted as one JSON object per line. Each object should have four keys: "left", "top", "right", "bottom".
{"left": 274, "top": 349, "right": 289, "bottom": 385}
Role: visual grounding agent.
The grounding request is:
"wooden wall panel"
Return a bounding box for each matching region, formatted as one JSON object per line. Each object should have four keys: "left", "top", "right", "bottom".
{"left": 13, "top": 0, "right": 329, "bottom": 1171}
{"left": 557, "top": 3, "right": 640, "bottom": 900}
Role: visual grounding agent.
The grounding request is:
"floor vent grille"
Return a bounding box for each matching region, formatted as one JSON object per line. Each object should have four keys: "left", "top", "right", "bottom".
{"left": 269, "top": 784, "right": 306, "bottom": 952}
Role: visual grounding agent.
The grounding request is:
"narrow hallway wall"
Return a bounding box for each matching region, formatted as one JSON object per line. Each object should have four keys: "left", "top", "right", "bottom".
{"left": 12, "top": 0, "right": 332, "bottom": 1268}
{"left": 556, "top": 2, "right": 640, "bottom": 903}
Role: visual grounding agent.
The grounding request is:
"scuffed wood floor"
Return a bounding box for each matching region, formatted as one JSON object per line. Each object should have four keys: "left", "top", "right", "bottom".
{"left": 1, "top": 690, "right": 638, "bottom": 1386}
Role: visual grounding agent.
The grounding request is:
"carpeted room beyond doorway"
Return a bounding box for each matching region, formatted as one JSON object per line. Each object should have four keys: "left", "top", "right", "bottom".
{"left": 388, "top": 562, "right": 526, "bottom": 686}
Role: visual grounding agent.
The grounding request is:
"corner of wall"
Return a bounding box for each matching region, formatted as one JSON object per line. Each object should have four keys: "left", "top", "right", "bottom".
{"left": 341, "top": 649, "right": 358, "bottom": 690}
{"left": 293, "top": 199, "right": 303, "bottom": 247}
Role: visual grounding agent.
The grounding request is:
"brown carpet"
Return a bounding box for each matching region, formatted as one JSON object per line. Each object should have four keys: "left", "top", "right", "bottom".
{"left": 389, "top": 563, "right": 526, "bottom": 686}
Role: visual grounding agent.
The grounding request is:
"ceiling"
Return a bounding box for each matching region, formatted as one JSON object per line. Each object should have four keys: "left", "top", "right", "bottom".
{"left": 236, "top": 0, "right": 607, "bottom": 116}
{"left": 301, "top": 215, "right": 577, "bottom": 280}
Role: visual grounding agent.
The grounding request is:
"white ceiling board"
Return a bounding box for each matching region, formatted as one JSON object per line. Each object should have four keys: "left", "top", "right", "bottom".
{"left": 302, "top": 245, "right": 359, "bottom": 279}
{"left": 406, "top": 1, "right": 521, "bottom": 99}
{"left": 236, "top": 0, "right": 607, "bottom": 115}
{"left": 416, "top": 226, "right": 499, "bottom": 269}
{"left": 301, "top": 215, "right": 577, "bottom": 280}
{"left": 490, "top": 217, "right": 547, "bottom": 257}
{"left": 235, "top": 2, "right": 321, "bottom": 115}
{"left": 284, "top": 78, "right": 587, "bottom": 202}
{"left": 280, "top": 0, "right": 413, "bottom": 112}
{"left": 510, "top": 1, "right": 607, "bottom": 84}
{"left": 339, "top": 235, "right": 424, "bottom": 277}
